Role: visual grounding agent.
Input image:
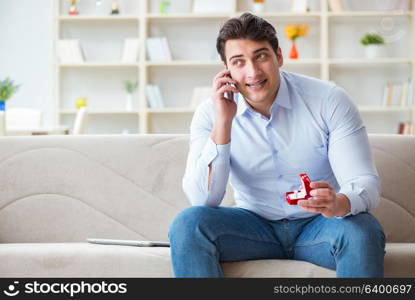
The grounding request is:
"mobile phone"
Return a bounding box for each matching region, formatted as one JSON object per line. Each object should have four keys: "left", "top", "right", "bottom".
{"left": 224, "top": 70, "right": 237, "bottom": 102}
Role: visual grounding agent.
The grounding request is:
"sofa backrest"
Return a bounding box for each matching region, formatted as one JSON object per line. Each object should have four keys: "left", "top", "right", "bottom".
{"left": 369, "top": 135, "right": 415, "bottom": 243}
{"left": 0, "top": 134, "right": 413, "bottom": 243}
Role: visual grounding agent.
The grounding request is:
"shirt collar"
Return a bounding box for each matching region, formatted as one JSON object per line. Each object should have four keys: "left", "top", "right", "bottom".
{"left": 236, "top": 71, "right": 292, "bottom": 117}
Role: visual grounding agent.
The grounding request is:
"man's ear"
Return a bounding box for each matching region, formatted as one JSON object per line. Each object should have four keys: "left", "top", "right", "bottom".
{"left": 277, "top": 47, "right": 283, "bottom": 67}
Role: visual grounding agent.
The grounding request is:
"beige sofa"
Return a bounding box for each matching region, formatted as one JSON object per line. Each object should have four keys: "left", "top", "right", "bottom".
{"left": 0, "top": 134, "right": 414, "bottom": 277}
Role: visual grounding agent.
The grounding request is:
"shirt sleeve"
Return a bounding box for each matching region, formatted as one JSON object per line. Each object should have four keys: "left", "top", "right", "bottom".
{"left": 324, "top": 86, "right": 381, "bottom": 217}
{"left": 182, "top": 99, "right": 231, "bottom": 207}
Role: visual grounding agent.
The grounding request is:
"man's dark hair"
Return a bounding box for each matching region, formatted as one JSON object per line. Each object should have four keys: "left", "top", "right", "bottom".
{"left": 216, "top": 12, "right": 279, "bottom": 63}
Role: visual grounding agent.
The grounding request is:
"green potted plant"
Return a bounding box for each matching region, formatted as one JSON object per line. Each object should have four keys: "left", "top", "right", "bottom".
{"left": 123, "top": 80, "right": 138, "bottom": 111}
{"left": 360, "top": 33, "right": 385, "bottom": 59}
{"left": 0, "top": 77, "right": 21, "bottom": 135}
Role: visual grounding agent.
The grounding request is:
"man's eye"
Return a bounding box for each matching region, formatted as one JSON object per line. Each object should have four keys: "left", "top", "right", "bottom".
{"left": 257, "top": 53, "right": 267, "bottom": 60}
{"left": 233, "top": 60, "right": 243, "bottom": 66}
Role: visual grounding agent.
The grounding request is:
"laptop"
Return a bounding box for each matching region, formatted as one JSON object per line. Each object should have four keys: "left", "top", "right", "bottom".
{"left": 87, "top": 238, "right": 170, "bottom": 247}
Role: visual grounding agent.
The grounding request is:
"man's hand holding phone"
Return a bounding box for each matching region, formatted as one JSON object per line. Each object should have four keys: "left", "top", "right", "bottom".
{"left": 212, "top": 69, "right": 239, "bottom": 124}
{"left": 210, "top": 69, "right": 239, "bottom": 145}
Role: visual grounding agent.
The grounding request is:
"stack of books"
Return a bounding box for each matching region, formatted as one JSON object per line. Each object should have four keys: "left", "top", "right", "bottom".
{"left": 146, "top": 85, "right": 165, "bottom": 108}
{"left": 146, "top": 37, "right": 172, "bottom": 62}
{"left": 398, "top": 122, "right": 414, "bottom": 135}
{"left": 56, "top": 39, "right": 85, "bottom": 63}
{"left": 121, "top": 38, "right": 140, "bottom": 63}
{"left": 381, "top": 80, "right": 414, "bottom": 107}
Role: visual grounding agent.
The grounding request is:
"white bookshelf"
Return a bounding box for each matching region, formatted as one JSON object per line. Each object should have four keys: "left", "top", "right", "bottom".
{"left": 53, "top": 0, "right": 415, "bottom": 134}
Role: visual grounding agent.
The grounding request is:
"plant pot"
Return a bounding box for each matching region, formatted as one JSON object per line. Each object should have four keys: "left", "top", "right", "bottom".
{"left": 0, "top": 101, "right": 5, "bottom": 136}
{"left": 252, "top": 2, "right": 264, "bottom": 13}
{"left": 125, "top": 94, "right": 133, "bottom": 111}
{"left": 364, "top": 45, "right": 386, "bottom": 59}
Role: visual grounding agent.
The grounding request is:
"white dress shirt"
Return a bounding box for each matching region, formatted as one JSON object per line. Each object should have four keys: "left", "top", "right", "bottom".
{"left": 182, "top": 70, "right": 380, "bottom": 220}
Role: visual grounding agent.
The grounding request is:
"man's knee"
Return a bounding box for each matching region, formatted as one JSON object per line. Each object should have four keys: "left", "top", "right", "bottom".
{"left": 340, "top": 213, "right": 385, "bottom": 247}
{"left": 168, "top": 206, "right": 216, "bottom": 241}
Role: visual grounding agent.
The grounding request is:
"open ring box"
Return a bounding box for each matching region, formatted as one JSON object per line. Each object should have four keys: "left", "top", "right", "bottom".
{"left": 285, "top": 173, "right": 312, "bottom": 205}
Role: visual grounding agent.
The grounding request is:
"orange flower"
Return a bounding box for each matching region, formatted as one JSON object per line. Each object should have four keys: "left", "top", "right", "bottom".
{"left": 284, "top": 23, "right": 309, "bottom": 41}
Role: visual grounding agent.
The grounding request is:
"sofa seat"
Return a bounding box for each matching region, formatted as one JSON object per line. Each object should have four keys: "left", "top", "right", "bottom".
{"left": 1, "top": 243, "right": 412, "bottom": 278}
{"left": 0, "top": 243, "right": 173, "bottom": 277}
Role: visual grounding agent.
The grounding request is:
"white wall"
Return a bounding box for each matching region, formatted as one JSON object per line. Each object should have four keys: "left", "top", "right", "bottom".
{"left": 0, "top": 0, "right": 55, "bottom": 127}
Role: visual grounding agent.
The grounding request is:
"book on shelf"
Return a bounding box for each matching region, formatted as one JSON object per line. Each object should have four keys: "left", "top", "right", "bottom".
{"left": 192, "top": 0, "right": 232, "bottom": 13}
{"left": 398, "top": 122, "right": 414, "bottom": 135}
{"left": 328, "top": 0, "right": 343, "bottom": 12}
{"left": 381, "top": 80, "right": 414, "bottom": 107}
{"left": 146, "top": 85, "right": 165, "bottom": 108}
{"left": 408, "top": 79, "right": 414, "bottom": 107}
{"left": 121, "top": 38, "right": 140, "bottom": 63}
{"left": 190, "top": 86, "right": 212, "bottom": 109}
{"left": 56, "top": 39, "right": 85, "bottom": 63}
{"left": 146, "top": 37, "right": 172, "bottom": 62}
{"left": 291, "top": 0, "right": 309, "bottom": 12}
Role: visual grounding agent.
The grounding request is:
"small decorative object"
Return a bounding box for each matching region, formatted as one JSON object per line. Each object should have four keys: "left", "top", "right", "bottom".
{"left": 284, "top": 23, "right": 309, "bottom": 59}
{"left": 75, "top": 97, "right": 88, "bottom": 109}
{"left": 360, "top": 33, "right": 385, "bottom": 59}
{"left": 68, "top": 0, "right": 80, "bottom": 15}
{"left": 110, "top": 0, "right": 120, "bottom": 14}
{"left": 251, "top": 0, "right": 265, "bottom": 13}
{"left": 159, "top": 1, "right": 172, "bottom": 14}
{"left": 0, "top": 77, "right": 21, "bottom": 136}
{"left": 285, "top": 173, "right": 312, "bottom": 205}
{"left": 123, "top": 80, "right": 138, "bottom": 111}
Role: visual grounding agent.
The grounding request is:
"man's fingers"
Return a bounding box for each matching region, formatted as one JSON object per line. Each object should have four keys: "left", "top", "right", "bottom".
{"left": 298, "top": 199, "right": 328, "bottom": 208}
{"left": 214, "top": 77, "right": 238, "bottom": 90}
{"left": 310, "top": 188, "right": 332, "bottom": 197}
{"left": 300, "top": 206, "right": 325, "bottom": 214}
{"left": 310, "top": 181, "right": 330, "bottom": 188}
{"left": 213, "top": 69, "right": 231, "bottom": 82}
{"left": 217, "top": 85, "right": 239, "bottom": 96}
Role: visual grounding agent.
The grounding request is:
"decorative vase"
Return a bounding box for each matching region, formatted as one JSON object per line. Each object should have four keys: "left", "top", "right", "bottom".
{"left": 289, "top": 42, "right": 299, "bottom": 59}
{"left": 252, "top": 2, "right": 264, "bottom": 13}
{"left": 0, "top": 101, "right": 6, "bottom": 136}
{"left": 364, "top": 45, "right": 385, "bottom": 59}
{"left": 125, "top": 94, "right": 133, "bottom": 111}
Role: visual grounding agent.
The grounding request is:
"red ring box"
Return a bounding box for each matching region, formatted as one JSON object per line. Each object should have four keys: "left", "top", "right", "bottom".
{"left": 285, "top": 173, "right": 312, "bottom": 205}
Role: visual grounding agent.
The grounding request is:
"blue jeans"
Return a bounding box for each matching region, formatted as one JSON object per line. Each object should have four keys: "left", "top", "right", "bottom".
{"left": 168, "top": 206, "right": 385, "bottom": 277}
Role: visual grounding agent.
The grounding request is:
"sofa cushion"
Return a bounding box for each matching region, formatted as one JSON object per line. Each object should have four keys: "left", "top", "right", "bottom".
{"left": 383, "top": 243, "right": 415, "bottom": 278}
{"left": 0, "top": 243, "right": 174, "bottom": 277}
{"left": 1, "top": 242, "right": 412, "bottom": 278}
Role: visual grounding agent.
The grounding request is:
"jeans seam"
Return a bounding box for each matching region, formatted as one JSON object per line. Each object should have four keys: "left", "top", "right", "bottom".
{"left": 294, "top": 240, "right": 332, "bottom": 249}
{"left": 213, "top": 233, "right": 282, "bottom": 248}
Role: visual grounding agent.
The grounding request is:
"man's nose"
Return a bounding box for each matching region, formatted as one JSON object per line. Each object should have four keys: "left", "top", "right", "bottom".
{"left": 246, "top": 61, "right": 262, "bottom": 79}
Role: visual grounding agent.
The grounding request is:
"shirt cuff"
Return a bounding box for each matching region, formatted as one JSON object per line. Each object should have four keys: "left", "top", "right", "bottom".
{"left": 335, "top": 187, "right": 366, "bottom": 219}
{"left": 200, "top": 137, "right": 231, "bottom": 165}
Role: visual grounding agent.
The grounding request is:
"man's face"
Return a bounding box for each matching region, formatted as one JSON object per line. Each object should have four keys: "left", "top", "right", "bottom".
{"left": 224, "top": 39, "right": 283, "bottom": 107}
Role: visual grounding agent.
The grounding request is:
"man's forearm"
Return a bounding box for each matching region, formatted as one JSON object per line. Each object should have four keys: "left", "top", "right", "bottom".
{"left": 210, "top": 120, "right": 232, "bottom": 145}
{"left": 208, "top": 120, "right": 232, "bottom": 189}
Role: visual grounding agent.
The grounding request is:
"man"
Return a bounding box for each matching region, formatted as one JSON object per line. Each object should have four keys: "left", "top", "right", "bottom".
{"left": 168, "top": 13, "right": 385, "bottom": 278}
